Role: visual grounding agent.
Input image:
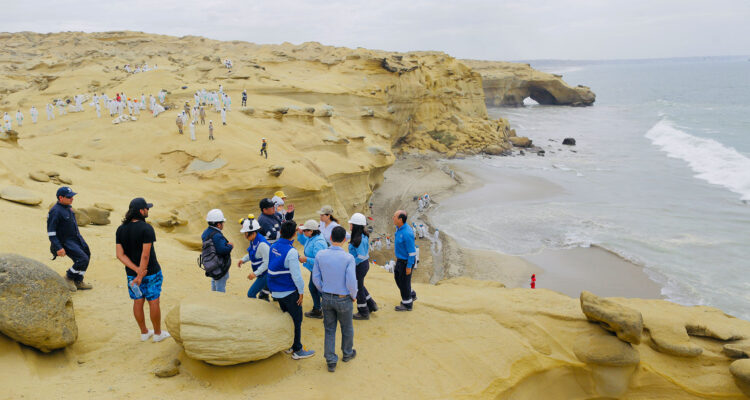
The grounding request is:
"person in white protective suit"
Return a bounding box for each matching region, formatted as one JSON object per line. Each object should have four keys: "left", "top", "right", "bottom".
{"left": 30, "top": 106, "right": 38, "bottom": 123}
{"left": 16, "top": 110, "right": 24, "bottom": 127}
{"left": 3, "top": 112, "right": 11, "bottom": 131}
{"left": 189, "top": 121, "right": 196, "bottom": 141}
{"left": 221, "top": 108, "right": 227, "bottom": 125}
{"left": 46, "top": 104, "right": 54, "bottom": 120}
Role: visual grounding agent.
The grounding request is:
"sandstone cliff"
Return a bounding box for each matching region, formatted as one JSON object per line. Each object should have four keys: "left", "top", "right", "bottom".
{"left": 463, "top": 59, "right": 596, "bottom": 107}
{"left": 0, "top": 32, "right": 512, "bottom": 232}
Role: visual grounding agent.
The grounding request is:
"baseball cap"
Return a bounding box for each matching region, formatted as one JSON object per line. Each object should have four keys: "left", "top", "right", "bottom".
{"left": 129, "top": 197, "right": 153, "bottom": 210}
{"left": 317, "top": 205, "right": 334, "bottom": 215}
{"left": 259, "top": 198, "right": 275, "bottom": 210}
{"left": 56, "top": 186, "right": 77, "bottom": 198}
{"left": 300, "top": 220, "right": 319, "bottom": 231}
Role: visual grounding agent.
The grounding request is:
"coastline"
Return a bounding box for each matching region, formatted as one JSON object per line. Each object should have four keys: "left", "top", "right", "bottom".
{"left": 374, "top": 154, "right": 662, "bottom": 299}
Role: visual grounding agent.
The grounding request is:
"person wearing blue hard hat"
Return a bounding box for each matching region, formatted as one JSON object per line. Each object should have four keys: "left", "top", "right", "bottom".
{"left": 47, "top": 186, "right": 93, "bottom": 291}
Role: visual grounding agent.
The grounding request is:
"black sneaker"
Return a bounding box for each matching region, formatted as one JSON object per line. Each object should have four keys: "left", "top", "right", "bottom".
{"left": 353, "top": 312, "right": 369, "bottom": 320}
{"left": 327, "top": 363, "right": 336, "bottom": 372}
{"left": 304, "top": 309, "right": 323, "bottom": 319}
{"left": 343, "top": 349, "right": 357, "bottom": 362}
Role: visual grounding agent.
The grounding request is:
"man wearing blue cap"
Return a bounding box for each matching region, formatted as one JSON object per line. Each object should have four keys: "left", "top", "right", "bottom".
{"left": 47, "top": 186, "right": 92, "bottom": 290}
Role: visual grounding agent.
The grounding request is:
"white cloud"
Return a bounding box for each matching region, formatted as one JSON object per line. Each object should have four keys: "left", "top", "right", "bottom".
{"left": 3, "top": 0, "right": 749, "bottom": 60}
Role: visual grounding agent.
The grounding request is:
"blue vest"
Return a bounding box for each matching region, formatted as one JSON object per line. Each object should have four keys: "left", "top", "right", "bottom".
{"left": 246, "top": 235, "right": 270, "bottom": 274}
{"left": 267, "top": 239, "right": 296, "bottom": 293}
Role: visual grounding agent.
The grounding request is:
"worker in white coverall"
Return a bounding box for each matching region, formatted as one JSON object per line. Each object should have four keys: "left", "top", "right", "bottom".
{"left": 16, "top": 110, "right": 24, "bottom": 127}
{"left": 30, "top": 106, "right": 38, "bottom": 123}
{"left": 189, "top": 121, "right": 196, "bottom": 141}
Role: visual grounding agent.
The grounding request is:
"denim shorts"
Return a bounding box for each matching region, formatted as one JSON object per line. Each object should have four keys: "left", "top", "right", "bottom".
{"left": 127, "top": 271, "right": 163, "bottom": 301}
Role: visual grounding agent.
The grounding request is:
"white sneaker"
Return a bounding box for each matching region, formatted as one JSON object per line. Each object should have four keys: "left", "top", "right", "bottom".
{"left": 153, "top": 331, "right": 171, "bottom": 343}
{"left": 140, "top": 329, "right": 154, "bottom": 342}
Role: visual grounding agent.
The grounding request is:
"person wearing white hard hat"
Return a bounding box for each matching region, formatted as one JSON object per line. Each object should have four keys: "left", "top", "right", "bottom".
{"left": 237, "top": 216, "right": 272, "bottom": 300}
{"left": 297, "top": 219, "right": 328, "bottom": 319}
{"left": 348, "top": 213, "right": 378, "bottom": 320}
{"left": 201, "top": 209, "right": 234, "bottom": 292}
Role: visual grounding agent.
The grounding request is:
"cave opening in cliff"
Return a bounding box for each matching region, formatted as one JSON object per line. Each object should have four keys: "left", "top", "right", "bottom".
{"left": 528, "top": 87, "right": 559, "bottom": 105}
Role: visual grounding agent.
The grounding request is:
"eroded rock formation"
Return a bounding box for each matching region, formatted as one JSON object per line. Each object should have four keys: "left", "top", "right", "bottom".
{"left": 463, "top": 60, "right": 596, "bottom": 107}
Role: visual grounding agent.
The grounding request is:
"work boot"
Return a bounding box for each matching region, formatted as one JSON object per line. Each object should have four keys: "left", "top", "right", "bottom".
{"left": 353, "top": 311, "right": 369, "bottom": 320}
{"left": 367, "top": 299, "right": 379, "bottom": 313}
{"left": 304, "top": 308, "right": 323, "bottom": 319}
{"left": 411, "top": 291, "right": 417, "bottom": 302}
{"left": 343, "top": 349, "right": 357, "bottom": 362}
{"left": 394, "top": 304, "right": 412, "bottom": 312}
{"left": 63, "top": 277, "right": 77, "bottom": 292}
{"left": 258, "top": 292, "right": 270, "bottom": 302}
{"left": 74, "top": 280, "right": 93, "bottom": 290}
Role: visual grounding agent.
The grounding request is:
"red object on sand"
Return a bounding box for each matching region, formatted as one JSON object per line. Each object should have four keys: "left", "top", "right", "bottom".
{"left": 530, "top": 274, "right": 536, "bottom": 289}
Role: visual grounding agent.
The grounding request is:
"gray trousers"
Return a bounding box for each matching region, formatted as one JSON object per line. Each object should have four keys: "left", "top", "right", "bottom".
{"left": 322, "top": 292, "right": 355, "bottom": 364}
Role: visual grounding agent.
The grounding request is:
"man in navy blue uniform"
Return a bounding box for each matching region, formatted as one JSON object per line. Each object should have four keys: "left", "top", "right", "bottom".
{"left": 47, "top": 187, "right": 92, "bottom": 290}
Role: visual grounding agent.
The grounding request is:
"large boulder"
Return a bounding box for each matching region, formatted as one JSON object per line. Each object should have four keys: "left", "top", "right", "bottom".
{"left": 580, "top": 291, "right": 643, "bottom": 345}
{"left": 81, "top": 207, "right": 110, "bottom": 225}
{"left": 508, "top": 137, "right": 532, "bottom": 148}
{"left": 730, "top": 359, "right": 750, "bottom": 396}
{"left": 166, "top": 293, "right": 294, "bottom": 365}
{"left": 0, "top": 254, "right": 78, "bottom": 352}
{"left": 0, "top": 186, "right": 43, "bottom": 206}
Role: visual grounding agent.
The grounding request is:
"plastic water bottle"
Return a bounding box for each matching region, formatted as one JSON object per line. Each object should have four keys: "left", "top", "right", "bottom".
{"left": 129, "top": 280, "right": 143, "bottom": 298}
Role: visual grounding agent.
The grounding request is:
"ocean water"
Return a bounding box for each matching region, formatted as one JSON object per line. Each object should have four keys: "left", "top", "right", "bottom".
{"left": 433, "top": 57, "right": 750, "bottom": 320}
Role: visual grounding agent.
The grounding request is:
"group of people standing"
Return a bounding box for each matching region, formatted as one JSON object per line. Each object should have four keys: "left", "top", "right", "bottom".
{"left": 46, "top": 186, "right": 419, "bottom": 372}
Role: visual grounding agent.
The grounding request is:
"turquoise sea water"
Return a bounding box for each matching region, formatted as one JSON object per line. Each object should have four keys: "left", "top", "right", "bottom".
{"left": 433, "top": 57, "right": 750, "bottom": 319}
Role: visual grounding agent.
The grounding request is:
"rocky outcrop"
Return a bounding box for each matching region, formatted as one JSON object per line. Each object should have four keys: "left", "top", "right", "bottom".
{"left": 80, "top": 206, "right": 110, "bottom": 225}
{"left": 573, "top": 333, "right": 640, "bottom": 397}
{"left": 0, "top": 254, "right": 78, "bottom": 352}
{"left": 730, "top": 359, "right": 750, "bottom": 396}
{"left": 0, "top": 186, "right": 42, "bottom": 206}
{"left": 463, "top": 60, "right": 595, "bottom": 107}
{"left": 166, "top": 293, "right": 294, "bottom": 365}
{"left": 580, "top": 291, "right": 643, "bottom": 345}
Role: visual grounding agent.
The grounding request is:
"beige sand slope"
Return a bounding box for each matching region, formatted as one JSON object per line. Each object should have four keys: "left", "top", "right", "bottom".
{"left": 1, "top": 32, "right": 749, "bottom": 399}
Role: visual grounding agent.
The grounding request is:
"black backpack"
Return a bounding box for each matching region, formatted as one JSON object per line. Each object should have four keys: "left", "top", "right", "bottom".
{"left": 198, "top": 230, "right": 231, "bottom": 280}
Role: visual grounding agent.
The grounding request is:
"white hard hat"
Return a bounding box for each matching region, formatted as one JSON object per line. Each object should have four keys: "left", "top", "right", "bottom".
{"left": 348, "top": 213, "right": 367, "bottom": 226}
{"left": 206, "top": 209, "right": 226, "bottom": 223}
{"left": 240, "top": 218, "right": 261, "bottom": 233}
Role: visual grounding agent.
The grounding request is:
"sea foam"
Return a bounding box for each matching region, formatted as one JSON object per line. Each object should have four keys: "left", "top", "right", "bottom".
{"left": 645, "top": 119, "right": 750, "bottom": 200}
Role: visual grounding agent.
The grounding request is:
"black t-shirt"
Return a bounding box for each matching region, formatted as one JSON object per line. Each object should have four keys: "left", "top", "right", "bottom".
{"left": 116, "top": 220, "right": 161, "bottom": 277}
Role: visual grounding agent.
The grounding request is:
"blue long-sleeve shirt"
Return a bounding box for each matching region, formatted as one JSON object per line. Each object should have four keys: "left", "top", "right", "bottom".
{"left": 312, "top": 246, "right": 357, "bottom": 299}
{"left": 271, "top": 247, "right": 305, "bottom": 298}
{"left": 394, "top": 224, "right": 416, "bottom": 268}
{"left": 297, "top": 232, "right": 328, "bottom": 271}
{"left": 348, "top": 236, "right": 369, "bottom": 263}
{"left": 201, "top": 226, "right": 233, "bottom": 255}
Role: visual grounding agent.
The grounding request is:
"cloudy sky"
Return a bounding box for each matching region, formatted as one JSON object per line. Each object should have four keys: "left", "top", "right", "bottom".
{"left": 4, "top": 0, "right": 750, "bottom": 60}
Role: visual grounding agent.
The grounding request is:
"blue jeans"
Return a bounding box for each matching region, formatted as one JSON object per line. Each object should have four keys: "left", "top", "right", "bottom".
{"left": 308, "top": 274, "right": 321, "bottom": 311}
{"left": 211, "top": 270, "right": 229, "bottom": 292}
{"left": 322, "top": 293, "right": 354, "bottom": 364}
{"left": 247, "top": 273, "right": 268, "bottom": 298}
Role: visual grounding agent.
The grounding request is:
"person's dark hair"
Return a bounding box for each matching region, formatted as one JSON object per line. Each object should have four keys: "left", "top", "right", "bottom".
{"left": 208, "top": 221, "right": 221, "bottom": 227}
{"left": 331, "top": 226, "right": 347, "bottom": 243}
{"left": 280, "top": 220, "right": 297, "bottom": 239}
{"left": 327, "top": 214, "right": 339, "bottom": 223}
{"left": 397, "top": 211, "right": 408, "bottom": 224}
{"left": 350, "top": 224, "right": 369, "bottom": 248}
{"left": 310, "top": 229, "right": 321, "bottom": 237}
{"left": 122, "top": 208, "right": 145, "bottom": 225}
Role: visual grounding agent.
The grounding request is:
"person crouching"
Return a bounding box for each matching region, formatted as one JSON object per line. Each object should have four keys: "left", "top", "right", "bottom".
{"left": 237, "top": 217, "right": 271, "bottom": 300}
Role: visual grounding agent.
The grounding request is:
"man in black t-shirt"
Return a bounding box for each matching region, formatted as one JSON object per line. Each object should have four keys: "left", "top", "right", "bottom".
{"left": 115, "top": 197, "right": 170, "bottom": 343}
